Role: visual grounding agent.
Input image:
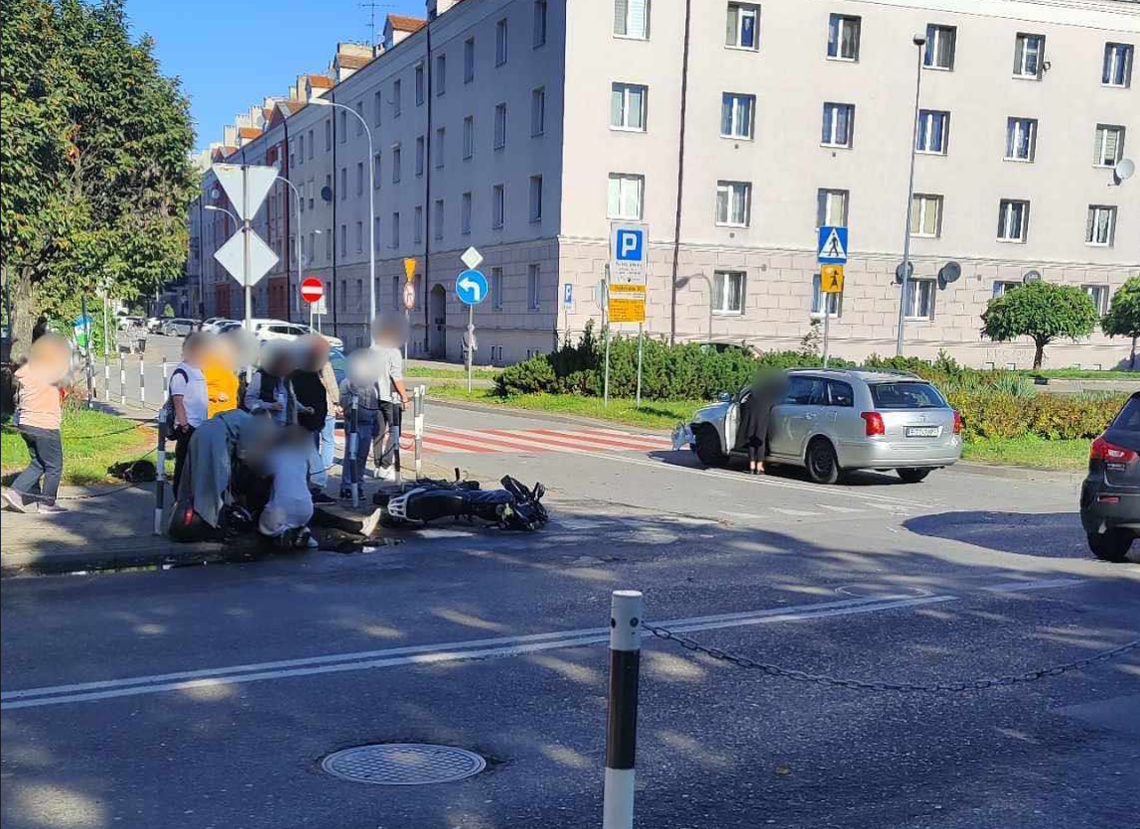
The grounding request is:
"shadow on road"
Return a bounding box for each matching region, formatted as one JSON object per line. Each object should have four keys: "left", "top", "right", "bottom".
{"left": 646, "top": 449, "right": 911, "bottom": 487}
{"left": 904, "top": 510, "right": 1095, "bottom": 558}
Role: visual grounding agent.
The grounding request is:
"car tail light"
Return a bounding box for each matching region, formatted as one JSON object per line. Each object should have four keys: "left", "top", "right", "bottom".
{"left": 861, "top": 411, "right": 885, "bottom": 437}
{"left": 953, "top": 410, "right": 962, "bottom": 434}
{"left": 1090, "top": 435, "right": 1138, "bottom": 463}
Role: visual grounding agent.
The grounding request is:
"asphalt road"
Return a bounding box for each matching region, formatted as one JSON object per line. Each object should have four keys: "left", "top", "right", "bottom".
{"left": 2, "top": 402, "right": 1138, "bottom": 829}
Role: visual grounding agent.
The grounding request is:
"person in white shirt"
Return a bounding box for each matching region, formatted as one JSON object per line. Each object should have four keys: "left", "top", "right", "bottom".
{"left": 369, "top": 317, "right": 410, "bottom": 481}
{"left": 169, "top": 333, "right": 209, "bottom": 495}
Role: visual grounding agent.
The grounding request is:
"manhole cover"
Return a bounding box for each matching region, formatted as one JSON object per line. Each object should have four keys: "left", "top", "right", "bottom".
{"left": 321, "top": 744, "right": 486, "bottom": 785}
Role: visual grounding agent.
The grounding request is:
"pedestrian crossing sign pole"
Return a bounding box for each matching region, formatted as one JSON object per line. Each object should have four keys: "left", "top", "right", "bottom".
{"left": 817, "top": 224, "right": 849, "bottom": 368}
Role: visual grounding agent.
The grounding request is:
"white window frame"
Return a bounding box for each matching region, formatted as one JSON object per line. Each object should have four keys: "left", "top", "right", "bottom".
{"left": 607, "top": 173, "right": 644, "bottom": 220}
{"left": 992, "top": 281, "right": 1020, "bottom": 299}
{"left": 904, "top": 278, "right": 936, "bottom": 321}
{"left": 1013, "top": 33, "right": 1045, "bottom": 79}
{"left": 492, "top": 184, "right": 505, "bottom": 229}
{"left": 494, "top": 103, "right": 508, "bottom": 149}
{"left": 1004, "top": 117, "right": 1037, "bottom": 162}
{"left": 614, "top": 0, "right": 650, "bottom": 40}
{"left": 531, "top": 87, "right": 546, "bottom": 136}
{"left": 528, "top": 264, "right": 541, "bottom": 310}
{"left": 529, "top": 175, "right": 543, "bottom": 223}
{"left": 1102, "top": 42, "right": 1134, "bottom": 88}
{"left": 720, "top": 93, "right": 756, "bottom": 140}
{"left": 610, "top": 83, "right": 648, "bottom": 132}
{"left": 726, "top": 3, "right": 760, "bottom": 51}
{"left": 436, "top": 54, "right": 447, "bottom": 96}
{"left": 821, "top": 102, "right": 854, "bottom": 148}
{"left": 712, "top": 270, "right": 746, "bottom": 315}
{"left": 816, "top": 189, "right": 849, "bottom": 228}
{"left": 811, "top": 274, "right": 842, "bottom": 318}
{"left": 916, "top": 110, "right": 950, "bottom": 155}
{"left": 415, "top": 63, "right": 425, "bottom": 105}
{"left": 461, "top": 192, "right": 473, "bottom": 235}
{"left": 997, "top": 199, "right": 1030, "bottom": 243}
{"left": 716, "top": 180, "right": 752, "bottom": 228}
{"left": 1086, "top": 205, "right": 1116, "bottom": 247}
{"left": 1084, "top": 284, "right": 1110, "bottom": 315}
{"left": 909, "top": 194, "right": 943, "bottom": 238}
{"left": 827, "top": 14, "right": 860, "bottom": 61}
{"left": 924, "top": 24, "right": 956, "bottom": 71}
{"left": 463, "top": 116, "right": 475, "bottom": 159}
{"left": 496, "top": 18, "right": 509, "bottom": 66}
{"left": 1094, "top": 124, "right": 1125, "bottom": 168}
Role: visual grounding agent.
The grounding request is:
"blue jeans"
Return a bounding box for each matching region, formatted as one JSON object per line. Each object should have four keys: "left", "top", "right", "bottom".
{"left": 341, "top": 417, "right": 379, "bottom": 488}
{"left": 312, "top": 415, "right": 336, "bottom": 488}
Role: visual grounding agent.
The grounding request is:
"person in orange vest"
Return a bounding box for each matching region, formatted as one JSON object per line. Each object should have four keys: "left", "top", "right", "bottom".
{"left": 203, "top": 333, "right": 240, "bottom": 419}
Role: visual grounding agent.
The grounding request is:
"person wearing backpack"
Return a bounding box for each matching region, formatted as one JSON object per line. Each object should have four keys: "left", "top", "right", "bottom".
{"left": 169, "top": 333, "right": 209, "bottom": 496}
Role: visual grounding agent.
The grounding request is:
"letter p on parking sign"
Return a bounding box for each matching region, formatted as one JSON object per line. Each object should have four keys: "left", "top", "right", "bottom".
{"left": 610, "top": 222, "right": 649, "bottom": 286}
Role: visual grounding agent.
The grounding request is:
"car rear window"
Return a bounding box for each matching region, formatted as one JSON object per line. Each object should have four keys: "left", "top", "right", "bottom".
{"left": 869, "top": 382, "right": 947, "bottom": 409}
{"left": 1114, "top": 397, "right": 1140, "bottom": 431}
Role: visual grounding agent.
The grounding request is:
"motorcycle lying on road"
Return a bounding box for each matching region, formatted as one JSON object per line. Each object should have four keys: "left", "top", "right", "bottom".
{"left": 375, "top": 475, "right": 548, "bottom": 531}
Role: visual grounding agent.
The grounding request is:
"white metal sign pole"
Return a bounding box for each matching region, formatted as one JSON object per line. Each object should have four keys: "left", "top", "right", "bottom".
{"left": 466, "top": 305, "right": 474, "bottom": 392}
{"left": 823, "top": 304, "right": 831, "bottom": 368}
{"left": 603, "top": 266, "right": 612, "bottom": 409}
{"left": 636, "top": 323, "right": 644, "bottom": 408}
{"left": 242, "top": 164, "right": 252, "bottom": 333}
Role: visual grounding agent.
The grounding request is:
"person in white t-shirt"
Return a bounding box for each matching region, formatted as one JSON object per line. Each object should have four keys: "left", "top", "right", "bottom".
{"left": 169, "top": 333, "right": 209, "bottom": 496}
{"left": 369, "top": 317, "right": 410, "bottom": 482}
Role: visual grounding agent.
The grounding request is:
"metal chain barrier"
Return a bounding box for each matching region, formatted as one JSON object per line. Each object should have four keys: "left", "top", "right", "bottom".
{"left": 643, "top": 623, "right": 1140, "bottom": 694}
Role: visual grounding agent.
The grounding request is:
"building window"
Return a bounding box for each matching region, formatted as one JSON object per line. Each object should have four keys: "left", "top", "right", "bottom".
{"left": 339, "top": 224, "right": 347, "bottom": 256}
{"left": 391, "top": 212, "right": 400, "bottom": 248}
{"left": 436, "top": 54, "right": 447, "bottom": 96}
{"left": 461, "top": 192, "right": 473, "bottom": 235}
{"left": 374, "top": 90, "right": 383, "bottom": 125}
{"left": 298, "top": 134, "right": 305, "bottom": 164}
{"left": 434, "top": 199, "right": 445, "bottom": 241}
{"left": 716, "top": 180, "right": 751, "bottom": 227}
{"left": 391, "top": 275, "right": 400, "bottom": 311}
{"left": 492, "top": 184, "right": 505, "bottom": 228}
{"left": 415, "top": 136, "right": 425, "bottom": 176}
{"left": 997, "top": 199, "right": 1030, "bottom": 242}
{"left": 1005, "top": 118, "right": 1037, "bottom": 162}
{"left": 816, "top": 189, "right": 848, "bottom": 227}
{"left": 463, "top": 116, "right": 475, "bottom": 159}
{"left": 614, "top": 0, "right": 650, "bottom": 40}
{"left": 392, "top": 143, "right": 402, "bottom": 183}
{"left": 393, "top": 79, "right": 402, "bottom": 117}
{"left": 307, "top": 130, "right": 314, "bottom": 159}
{"left": 611, "top": 83, "right": 647, "bottom": 131}
{"left": 356, "top": 161, "right": 364, "bottom": 196}
{"left": 725, "top": 3, "right": 759, "bottom": 51}
{"left": 1094, "top": 124, "right": 1125, "bottom": 167}
{"left": 1086, "top": 205, "right": 1116, "bottom": 246}
{"left": 494, "top": 103, "right": 508, "bottom": 149}
{"left": 992, "top": 281, "right": 1020, "bottom": 298}
{"left": 338, "top": 110, "right": 347, "bottom": 143}
{"left": 415, "top": 63, "right": 425, "bottom": 105}
{"left": 355, "top": 221, "right": 363, "bottom": 254}
{"left": 531, "top": 87, "right": 546, "bottom": 136}
{"left": 924, "top": 25, "right": 956, "bottom": 70}
{"left": 435, "top": 128, "right": 446, "bottom": 168}
{"left": 608, "top": 173, "right": 644, "bottom": 220}
{"left": 464, "top": 38, "right": 475, "bottom": 83}
{"left": 1084, "top": 284, "right": 1110, "bottom": 315}
{"left": 910, "top": 194, "right": 943, "bottom": 238}
{"left": 1013, "top": 33, "right": 1045, "bottom": 78}
{"left": 827, "top": 14, "right": 860, "bottom": 61}
{"left": 904, "top": 279, "right": 936, "bottom": 320}
{"left": 721, "top": 93, "right": 755, "bottom": 139}
{"left": 821, "top": 102, "right": 854, "bottom": 148}
{"left": 374, "top": 216, "right": 381, "bottom": 252}
{"left": 414, "top": 205, "right": 423, "bottom": 245}
{"left": 534, "top": 0, "right": 547, "bottom": 48}
{"left": 916, "top": 110, "right": 950, "bottom": 154}
{"left": 811, "top": 274, "right": 842, "bottom": 317}
{"left": 527, "top": 264, "right": 541, "bottom": 310}
{"left": 355, "top": 101, "right": 364, "bottom": 135}
{"left": 339, "top": 167, "right": 347, "bottom": 200}
{"left": 324, "top": 118, "right": 332, "bottom": 150}
{"left": 373, "top": 152, "right": 382, "bottom": 189}
{"left": 712, "top": 270, "right": 745, "bottom": 314}
{"left": 492, "top": 267, "right": 504, "bottom": 310}
{"left": 529, "top": 175, "right": 543, "bottom": 222}
{"left": 496, "top": 18, "right": 509, "bottom": 65}
{"left": 1103, "top": 42, "right": 1134, "bottom": 88}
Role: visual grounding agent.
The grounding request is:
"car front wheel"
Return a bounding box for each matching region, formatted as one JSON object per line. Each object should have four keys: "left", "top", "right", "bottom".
{"left": 694, "top": 426, "right": 728, "bottom": 467}
{"left": 1087, "top": 530, "right": 1134, "bottom": 563}
{"left": 897, "top": 468, "right": 932, "bottom": 484}
{"left": 806, "top": 438, "right": 840, "bottom": 485}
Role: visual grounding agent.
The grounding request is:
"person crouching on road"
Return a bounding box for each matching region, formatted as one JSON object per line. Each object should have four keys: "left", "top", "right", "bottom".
{"left": 291, "top": 335, "right": 335, "bottom": 504}
{"left": 170, "top": 332, "right": 210, "bottom": 497}
{"left": 244, "top": 343, "right": 308, "bottom": 427}
{"left": 3, "top": 334, "right": 72, "bottom": 514}
{"left": 203, "top": 333, "right": 240, "bottom": 419}
{"left": 369, "top": 316, "right": 411, "bottom": 483}
{"left": 257, "top": 425, "right": 318, "bottom": 549}
{"left": 337, "top": 360, "right": 383, "bottom": 500}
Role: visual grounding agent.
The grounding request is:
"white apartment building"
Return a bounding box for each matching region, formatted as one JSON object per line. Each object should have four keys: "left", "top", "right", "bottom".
{"left": 189, "top": 0, "right": 1139, "bottom": 368}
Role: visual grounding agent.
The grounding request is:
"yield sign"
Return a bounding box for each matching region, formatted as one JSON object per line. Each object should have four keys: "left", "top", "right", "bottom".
{"left": 214, "top": 228, "right": 278, "bottom": 287}
{"left": 212, "top": 163, "right": 278, "bottom": 221}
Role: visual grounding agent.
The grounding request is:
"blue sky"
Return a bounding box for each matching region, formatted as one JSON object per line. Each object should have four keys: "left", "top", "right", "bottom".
{"left": 127, "top": 0, "right": 423, "bottom": 152}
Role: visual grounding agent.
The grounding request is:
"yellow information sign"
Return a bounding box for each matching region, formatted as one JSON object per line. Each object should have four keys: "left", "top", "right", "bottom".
{"left": 403, "top": 257, "right": 417, "bottom": 282}
{"left": 820, "top": 264, "right": 844, "bottom": 294}
{"left": 608, "top": 295, "right": 646, "bottom": 323}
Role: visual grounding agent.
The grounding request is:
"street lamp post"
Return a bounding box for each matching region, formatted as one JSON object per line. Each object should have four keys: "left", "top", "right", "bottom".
{"left": 276, "top": 176, "right": 304, "bottom": 325}
{"left": 309, "top": 98, "right": 376, "bottom": 330}
{"left": 675, "top": 273, "right": 714, "bottom": 344}
{"left": 895, "top": 35, "right": 927, "bottom": 357}
{"left": 204, "top": 203, "right": 244, "bottom": 325}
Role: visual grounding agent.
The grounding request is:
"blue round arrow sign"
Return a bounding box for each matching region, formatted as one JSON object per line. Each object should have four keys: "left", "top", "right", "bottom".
{"left": 455, "top": 269, "right": 489, "bottom": 306}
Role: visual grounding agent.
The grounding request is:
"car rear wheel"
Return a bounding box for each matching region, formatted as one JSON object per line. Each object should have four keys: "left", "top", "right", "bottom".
{"left": 897, "top": 468, "right": 932, "bottom": 484}
{"left": 806, "top": 438, "right": 840, "bottom": 485}
{"left": 694, "top": 426, "right": 728, "bottom": 467}
{"left": 1087, "top": 530, "right": 1134, "bottom": 563}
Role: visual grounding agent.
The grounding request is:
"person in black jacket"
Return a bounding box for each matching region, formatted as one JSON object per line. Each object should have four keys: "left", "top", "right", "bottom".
{"left": 739, "top": 370, "right": 787, "bottom": 475}
{"left": 290, "top": 336, "right": 333, "bottom": 503}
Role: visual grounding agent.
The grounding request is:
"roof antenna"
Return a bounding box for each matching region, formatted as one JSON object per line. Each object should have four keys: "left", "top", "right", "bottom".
{"left": 359, "top": 1, "right": 395, "bottom": 54}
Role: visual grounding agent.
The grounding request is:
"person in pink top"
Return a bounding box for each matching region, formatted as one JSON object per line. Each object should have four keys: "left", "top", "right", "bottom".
{"left": 3, "top": 334, "right": 72, "bottom": 514}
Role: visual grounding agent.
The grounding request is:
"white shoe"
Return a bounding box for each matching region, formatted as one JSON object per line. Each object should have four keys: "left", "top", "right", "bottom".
{"left": 360, "top": 508, "right": 383, "bottom": 537}
{"left": 2, "top": 490, "right": 27, "bottom": 514}
{"left": 377, "top": 466, "right": 397, "bottom": 482}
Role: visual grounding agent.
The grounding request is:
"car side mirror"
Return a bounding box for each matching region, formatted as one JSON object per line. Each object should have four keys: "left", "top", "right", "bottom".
{"left": 717, "top": 391, "right": 732, "bottom": 403}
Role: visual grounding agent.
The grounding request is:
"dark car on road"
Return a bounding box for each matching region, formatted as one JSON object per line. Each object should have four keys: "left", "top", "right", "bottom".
{"left": 1080, "top": 391, "right": 1139, "bottom": 562}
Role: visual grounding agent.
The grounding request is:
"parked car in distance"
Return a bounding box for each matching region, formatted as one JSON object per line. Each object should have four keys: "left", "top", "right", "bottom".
{"left": 249, "top": 318, "right": 344, "bottom": 351}
{"left": 201, "top": 317, "right": 237, "bottom": 333}
{"left": 681, "top": 369, "right": 962, "bottom": 484}
{"left": 145, "top": 317, "right": 164, "bottom": 333}
{"left": 160, "top": 318, "right": 198, "bottom": 337}
{"left": 1080, "top": 391, "right": 1139, "bottom": 562}
{"left": 117, "top": 315, "right": 145, "bottom": 331}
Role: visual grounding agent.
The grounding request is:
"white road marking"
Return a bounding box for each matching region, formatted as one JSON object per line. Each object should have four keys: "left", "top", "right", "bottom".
{"left": 1, "top": 594, "right": 956, "bottom": 710}
{"left": 817, "top": 504, "right": 866, "bottom": 514}
{"left": 719, "top": 510, "right": 764, "bottom": 520}
{"left": 982, "top": 578, "right": 1088, "bottom": 593}
{"left": 771, "top": 508, "right": 823, "bottom": 518}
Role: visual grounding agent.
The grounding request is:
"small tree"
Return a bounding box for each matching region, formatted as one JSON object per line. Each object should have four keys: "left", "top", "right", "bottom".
{"left": 162, "top": 303, "right": 175, "bottom": 318}
{"left": 1102, "top": 276, "right": 1140, "bottom": 370}
{"left": 981, "top": 281, "right": 1099, "bottom": 370}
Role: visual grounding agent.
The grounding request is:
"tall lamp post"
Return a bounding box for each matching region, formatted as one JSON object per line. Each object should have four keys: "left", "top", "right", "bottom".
{"left": 308, "top": 97, "right": 377, "bottom": 329}
{"left": 675, "top": 273, "right": 714, "bottom": 343}
{"left": 895, "top": 34, "right": 927, "bottom": 357}
{"left": 276, "top": 176, "right": 304, "bottom": 324}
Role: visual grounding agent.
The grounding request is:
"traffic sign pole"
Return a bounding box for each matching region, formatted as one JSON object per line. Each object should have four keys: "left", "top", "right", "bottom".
{"left": 823, "top": 303, "right": 831, "bottom": 368}
{"left": 603, "top": 267, "right": 612, "bottom": 410}
{"left": 635, "top": 323, "right": 644, "bottom": 409}
{"left": 242, "top": 164, "right": 252, "bottom": 333}
{"left": 466, "top": 305, "right": 474, "bottom": 392}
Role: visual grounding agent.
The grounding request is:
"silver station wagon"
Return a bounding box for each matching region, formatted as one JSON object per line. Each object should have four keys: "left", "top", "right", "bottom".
{"left": 680, "top": 369, "right": 963, "bottom": 484}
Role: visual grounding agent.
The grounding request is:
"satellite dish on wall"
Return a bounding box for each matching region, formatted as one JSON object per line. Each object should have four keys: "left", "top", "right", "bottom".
{"left": 937, "top": 261, "right": 961, "bottom": 290}
{"left": 1113, "top": 158, "right": 1135, "bottom": 185}
{"left": 320, "top": 186, "right": 334, "bottom": 203}
{"left": 895, "top": 262, "right": 914, "bottom": 284}
{"left": 1023, "top": 270, "right": 1042, "bottom": 284}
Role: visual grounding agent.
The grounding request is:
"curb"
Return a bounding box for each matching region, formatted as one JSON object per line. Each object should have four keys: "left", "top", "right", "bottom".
{"left": 947, "top": 461, "right": 1085, "bottom": 485}
{"left": 1, "top": 541, "right": 236, "bottom": 579}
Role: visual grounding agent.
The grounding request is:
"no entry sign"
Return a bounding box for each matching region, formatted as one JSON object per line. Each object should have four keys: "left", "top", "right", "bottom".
{"left": 300, "top": 277, "right": 324, "bottom": 304}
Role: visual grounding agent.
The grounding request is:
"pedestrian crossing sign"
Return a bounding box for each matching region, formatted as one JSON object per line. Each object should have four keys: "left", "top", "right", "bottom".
{"left": 817, "top": 225, "right": 849, "bottom": 264}
{"left": 820, "top": 264, "right": 844, "bottom": 294}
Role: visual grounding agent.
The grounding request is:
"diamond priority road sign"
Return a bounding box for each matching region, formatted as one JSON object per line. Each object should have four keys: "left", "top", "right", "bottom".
{"left": 214, "top": 228, "right": 278, "bottom": 288}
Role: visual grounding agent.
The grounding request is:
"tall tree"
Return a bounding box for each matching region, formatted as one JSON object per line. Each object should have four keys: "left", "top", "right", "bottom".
{"left": 1101, "top": 276, "right": 1140, "bottom": 370}
{"left": 1, "top": 0, "right": 196, "bottom": 358}
{"left": 980, "top": 281, "right": 1099, "bottom": 370}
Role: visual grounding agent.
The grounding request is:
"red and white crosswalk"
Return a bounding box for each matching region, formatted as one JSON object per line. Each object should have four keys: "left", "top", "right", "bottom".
{"left": 336, "top": 426, "right": 673, "bottom": 456}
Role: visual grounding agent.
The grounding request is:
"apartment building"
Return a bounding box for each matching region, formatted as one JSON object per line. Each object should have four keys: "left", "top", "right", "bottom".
{"left": 189, "top": 0, "right": 1139, "bottom": 368}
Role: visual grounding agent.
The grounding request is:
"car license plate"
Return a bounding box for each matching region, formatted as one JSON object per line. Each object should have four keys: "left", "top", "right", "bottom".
{"left": 906, "top": 426, "right": 941, "bottom": 438}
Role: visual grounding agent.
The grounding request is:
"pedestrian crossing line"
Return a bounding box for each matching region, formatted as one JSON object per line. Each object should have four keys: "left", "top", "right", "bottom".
{"left": 817, "top": 504, "right": 866, "bottom": 514}
{"left": 335, "top": 426, "right": 674, "bottom": 457}
{"left": 865, "top": 502, "right": 911, "bottom": 512}
{"left": 771, "top": 508, "right": 824, "bottom": 518}
{"left": 520, "top": 428, "right": 668, "bottom": 452}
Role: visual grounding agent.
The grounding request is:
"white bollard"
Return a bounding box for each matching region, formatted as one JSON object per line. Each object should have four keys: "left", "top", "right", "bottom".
{"left": 119, "top": 352, "right": 126, "bottom": 405}
{"left": 154, "top": 418, "right": 167, "bottom": 535}
{"left": 348, "top": 392, "right": 360, "bottom": 508}
{"left": 413, "top": 386, "right": 425, "bottom": 481}
{"left": 602, "top": 590, "right": 643, "bottom": 829}
{"left": 138, "top": 352, "right": 146, "bottom": 406}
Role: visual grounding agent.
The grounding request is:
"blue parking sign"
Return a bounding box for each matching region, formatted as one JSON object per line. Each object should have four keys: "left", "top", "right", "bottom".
{"left": 615, "top": 228, "right": 644, "bottom": 262}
